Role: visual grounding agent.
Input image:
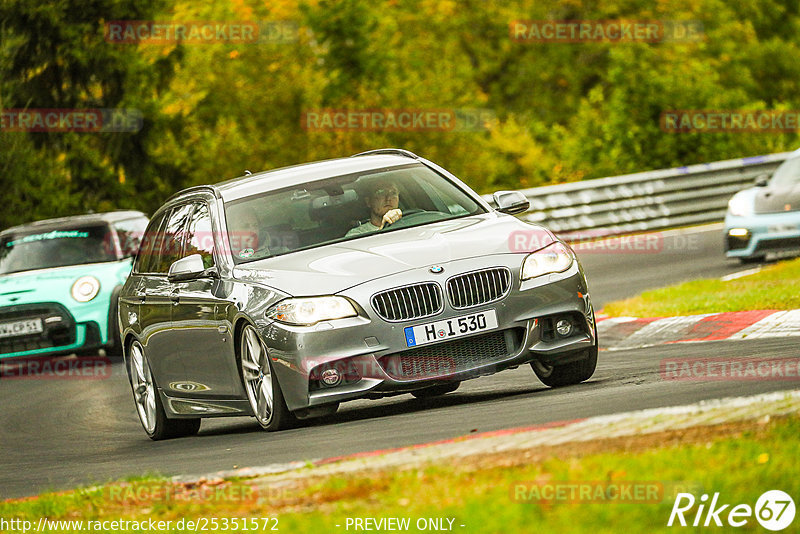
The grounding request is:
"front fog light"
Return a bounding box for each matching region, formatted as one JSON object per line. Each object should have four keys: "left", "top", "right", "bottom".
{"left": 321, "top": 368, "right": 342, "bottom": 387}
{"left": 556, "top": 319, "right": 573, "bottom": 337}
{"left": 728, "top": 228, "right": 750, "bottom": 238}
{"left": 71, "top": 276, "right": 100, "bottom": 302}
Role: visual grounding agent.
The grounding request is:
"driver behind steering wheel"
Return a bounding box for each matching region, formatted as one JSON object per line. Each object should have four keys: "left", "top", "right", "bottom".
{"left": 345, "top": 179, "right": 403, "bottom": 237}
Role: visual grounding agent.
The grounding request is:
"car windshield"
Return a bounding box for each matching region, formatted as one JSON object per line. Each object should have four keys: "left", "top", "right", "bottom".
{"left": 0, "top": 224, "right": 118, "bottom": 275}
{"left": 770, "top": 156, "right": 800, "bottom": 188}
{"left": 224, "top": 163, "right": 486, "bottom": 264}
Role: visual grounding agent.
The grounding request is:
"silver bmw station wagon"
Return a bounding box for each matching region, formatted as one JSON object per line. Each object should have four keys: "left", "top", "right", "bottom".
{"left": 119, "top": 149, "right": 597, "bottom": 439}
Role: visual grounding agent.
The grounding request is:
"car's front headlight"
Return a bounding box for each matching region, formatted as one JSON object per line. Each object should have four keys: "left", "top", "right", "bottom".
{"left": 727, "top": 194, "right": 754, "bottom": 217}
{"left": 521, "top": 242, "right": 574, "bottom": 280}
{"left": 266, "top": 296, "right": 357, "bottom": 326}
{"left": 71, "top": 276, "right": 101, "bottom": 302}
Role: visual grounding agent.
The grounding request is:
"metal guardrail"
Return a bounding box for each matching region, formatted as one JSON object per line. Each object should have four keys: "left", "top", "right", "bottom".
{"left": 493, "top": 151, "right": 794, "bottom": 236}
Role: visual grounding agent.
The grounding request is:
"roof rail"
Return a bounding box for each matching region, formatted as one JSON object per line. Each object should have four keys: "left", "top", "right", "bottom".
{"left": 351, "top": 148, "right": 420, "bottom": 159}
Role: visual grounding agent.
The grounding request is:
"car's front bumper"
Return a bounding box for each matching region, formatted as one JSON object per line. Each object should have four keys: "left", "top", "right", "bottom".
{"left": 724, "top": 211, "right": 800, "bottom": 259}
{"left": 260, "top": 254, "right": 595, "bottom": 412}
{"left": 0, "top": 298, "right": 113, "bottom": 360}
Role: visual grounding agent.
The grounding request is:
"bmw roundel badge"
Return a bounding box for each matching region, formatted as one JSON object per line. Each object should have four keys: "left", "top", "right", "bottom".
{"left": 430, "top": 265, "right": 444, "bottom": 274}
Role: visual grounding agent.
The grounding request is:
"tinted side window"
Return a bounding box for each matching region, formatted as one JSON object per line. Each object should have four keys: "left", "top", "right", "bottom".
{"left": 153, "top": 204, "right": 194, "bottom": 274}
{"left": 184, "top": 203, "right": 215, "bottom": 269}
{"left": 135, "top": 211, "right": 170, "bottom": 274}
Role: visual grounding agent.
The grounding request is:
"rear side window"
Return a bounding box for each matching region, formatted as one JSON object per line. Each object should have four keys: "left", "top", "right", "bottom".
{"left": 152, "top": 204, "right": 194, "bottom": 274}
{"left": 183, "top": 203, "right": 215, "bottom": 269}
{"left": 135, "top": 211, "right": 170, "bottom": 274}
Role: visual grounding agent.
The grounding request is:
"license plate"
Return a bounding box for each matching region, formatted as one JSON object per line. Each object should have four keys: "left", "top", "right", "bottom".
{"left": 404, "top": 310, "right": 498, "bottom": 347}
{"left": 0, "top": 318, "right": 44, "bottom": 339}
{"left": 768, "top": 224, "right": 799, "bottom": 233}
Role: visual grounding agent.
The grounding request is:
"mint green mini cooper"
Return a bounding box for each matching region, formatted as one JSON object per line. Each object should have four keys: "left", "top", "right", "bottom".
{"left": 0, "top": 211, "right": 148, "bottom": 359}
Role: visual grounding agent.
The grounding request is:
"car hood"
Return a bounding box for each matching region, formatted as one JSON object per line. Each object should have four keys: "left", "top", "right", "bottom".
{"left": 0, "top": 261, "right": 131, "bottom": 307}
{"left": 232, "top": 213, "right": 556, "bottom": 295}
{"left": 753, "top": 183, "right": 800, "bottom": 214}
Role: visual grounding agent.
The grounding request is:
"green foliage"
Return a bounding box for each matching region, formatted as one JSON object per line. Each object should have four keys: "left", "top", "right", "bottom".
{"left": 2, "top": 0, "right": 800, "bottom": 229}
{"left": 602, "top": 256, "right": 800, "bottom": 317}
{"left": 0, "top": 0, "right": 187, "bottom": 227}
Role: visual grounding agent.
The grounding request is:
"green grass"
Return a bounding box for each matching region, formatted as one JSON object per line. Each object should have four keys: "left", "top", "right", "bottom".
{"left": 602, "top": 257, "right": 800, "bottom": 317}
{"left": 2, "top": 415, "right": 798, "bottom": 533}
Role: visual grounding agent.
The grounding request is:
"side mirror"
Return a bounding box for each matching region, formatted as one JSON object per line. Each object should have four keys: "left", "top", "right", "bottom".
{"left": 168, "top": 254, "right": 209, "bottom": 282}
{"left": 493, "top": 191, "right": 530, "bottom": 215}
{"left": 754, "top": 173, "right": 769, "bottom": 187}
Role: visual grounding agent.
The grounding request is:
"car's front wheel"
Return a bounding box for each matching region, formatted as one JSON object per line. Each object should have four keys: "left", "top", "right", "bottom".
{"left": 239, "top": 325, "right": 296, "bottom": 432}
{"left": 127, "top": 340, "right": 201, "bottom": 440}
{"left": 531, "top": 345, "right": 597, "bottom": 387}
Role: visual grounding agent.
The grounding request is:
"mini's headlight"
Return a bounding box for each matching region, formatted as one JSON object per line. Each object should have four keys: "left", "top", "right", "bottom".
{"left": 727, "top": 194, "right": 753, "bottom": 217}
{"left": 266, "top": 296, "right": 357, "bottom": 326}
{"left": 521, "top": 242, "right": 574, "bottom": 280}
{"left": 71, "top": 276, "right": 101, "bottom": 302}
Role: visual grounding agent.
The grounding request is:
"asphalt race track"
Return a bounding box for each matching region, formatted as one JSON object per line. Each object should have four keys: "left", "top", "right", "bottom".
{"left": 1, "top": 225, "right": 793, "bottom": 499}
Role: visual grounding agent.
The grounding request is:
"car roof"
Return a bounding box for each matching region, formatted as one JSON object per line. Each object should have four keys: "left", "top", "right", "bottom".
{"left": 0, "top": 210, "right": 148, "bottom": 236}
{"left": 169, "top": 153, "right": 421, "bottom": 203}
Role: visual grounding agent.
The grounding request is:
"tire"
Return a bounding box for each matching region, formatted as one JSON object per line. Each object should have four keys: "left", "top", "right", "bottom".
{"left": 127, "top": 340, "right": 201, "bottom": 440}
{"left": 239, "top": 324, "right": 297, "bottom": 431}
{"left": 411, "top": 381, "right": 461, "bottom": 398}
{"left": 105, "top": 288, "right": 123, "bottom": 358}
{"left": 531, "top": 345, "right": 598, "bottom": 387}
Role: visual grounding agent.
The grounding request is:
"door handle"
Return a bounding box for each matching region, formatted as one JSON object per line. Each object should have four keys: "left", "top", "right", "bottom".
{"left": 135, "top": 289, "right": 146, "bottom": 303}
{"left": 170, "top": 289, "right": 180, "bottom": 305}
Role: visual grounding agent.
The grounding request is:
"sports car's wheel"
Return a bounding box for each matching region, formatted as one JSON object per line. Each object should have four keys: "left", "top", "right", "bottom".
{"left": 411, "top": 381, "right": 461, "bottom": 398}
{"left": 531, "top": 345, "right": 597, "bottom": 387}
{"left": 240, "top": 325, "right": 296, "bottom": 431}
{"left": 127, "top": 340, "right": 201, "bottom": 440}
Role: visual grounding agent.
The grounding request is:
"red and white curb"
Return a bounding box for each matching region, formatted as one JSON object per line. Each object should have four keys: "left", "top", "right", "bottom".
{"left": 172, "top": 390, "right": 800, "bottom": 487}
{"left": 597, "top": 309, "right": 800, "bottom": 351}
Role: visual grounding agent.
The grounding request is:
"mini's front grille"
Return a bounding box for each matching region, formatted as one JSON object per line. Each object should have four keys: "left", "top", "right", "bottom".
{"left": 753, "top": 237, "right": 800, "bottom": 253}
{"left": 447, "top": 267, "right": 511, "bottom": 309}
{"left": 0, "top": 304, "right": 63, "bottom": 322}
{"left": 0, "top": 303, "right": 77, "bottom": 355}
{"left": 379, "top": 328, "right": 523, "bottom": 380}
{"left": 371, "top": 282, "right": 443, "bottom": 322}
{"left": 726, "top": 235, "right": 750, "bottom": 251}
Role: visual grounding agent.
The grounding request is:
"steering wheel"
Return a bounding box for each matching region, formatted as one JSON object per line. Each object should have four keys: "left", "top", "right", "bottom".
{"left": 385, "top": 209, "right": 448, "bottom": 229}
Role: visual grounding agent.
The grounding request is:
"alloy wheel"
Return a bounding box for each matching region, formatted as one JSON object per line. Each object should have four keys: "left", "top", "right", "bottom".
{"left": 129, "top": 341, "right": 156, "bottom": 434}
{"left": 241, "top": 325, "right": 274, "bottom": 426}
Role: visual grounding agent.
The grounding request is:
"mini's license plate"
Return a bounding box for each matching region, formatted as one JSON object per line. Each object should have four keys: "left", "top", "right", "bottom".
{"left": 404, "top": 310, "right": 498, "bottom": 347}
{"left": 768, "top": 224, "right": 799, "bottom": 233}
{"left": 0, "top": 318, "right": 44, "bottom": 339}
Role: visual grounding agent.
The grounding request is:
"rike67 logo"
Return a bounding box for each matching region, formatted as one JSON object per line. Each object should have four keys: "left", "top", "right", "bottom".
{"left": 668, "top": 490, "right": 795, "bottom": 531}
